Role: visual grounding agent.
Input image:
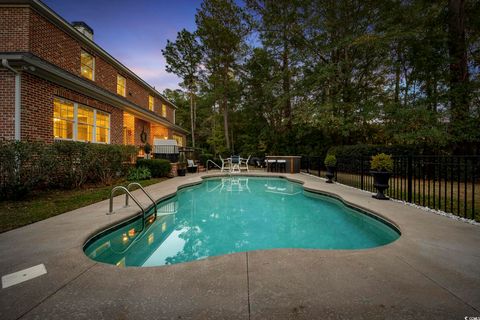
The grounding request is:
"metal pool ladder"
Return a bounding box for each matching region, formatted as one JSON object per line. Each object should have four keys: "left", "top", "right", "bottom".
{"left": 108, "top": 183, "right": 157, "bottom": 217}
{"left": 126, "top": 182, "right": 157, "bottom": 215}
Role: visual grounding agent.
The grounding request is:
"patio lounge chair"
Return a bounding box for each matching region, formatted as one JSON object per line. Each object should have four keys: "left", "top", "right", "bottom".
{"left": 187, "top": 159, "right": 197, "bottom": 173}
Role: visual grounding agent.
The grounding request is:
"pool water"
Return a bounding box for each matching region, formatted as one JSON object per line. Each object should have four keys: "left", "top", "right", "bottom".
{"left": 84, "top": 177, "right": 399, "bottom": 267}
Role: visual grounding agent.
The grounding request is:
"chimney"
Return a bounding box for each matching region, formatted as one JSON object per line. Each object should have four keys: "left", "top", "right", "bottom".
{"left": 71, "top": 21, "right": 94, "bottom": 40}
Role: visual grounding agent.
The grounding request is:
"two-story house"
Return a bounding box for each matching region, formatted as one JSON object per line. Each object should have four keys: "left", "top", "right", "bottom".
{"left": 0, "top": 0, "right": 188, "bottom": 151}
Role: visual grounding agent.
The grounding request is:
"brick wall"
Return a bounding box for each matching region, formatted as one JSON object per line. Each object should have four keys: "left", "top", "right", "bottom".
{"left": 20, "top": 72, "right": 123, "bottom": 144}
{"left": 0, "top": 70, "right": 15, "bottom": 141}
{"left": 0, "top": 7, "right": 30, "bottom": 52}
{"left": 134, "top": 118, "right": 151, "bottom": 146}
{"left": 94, "top": 55, "right": 117, "bottom": 93}
{"left": 1, "top": 5, "right": 183, "bottom": 144}
{"left": 29, "top": 10, "right": 81, "bottom": 76}
{"left": 24, "top": 8, "right": 176, "bottom": 122}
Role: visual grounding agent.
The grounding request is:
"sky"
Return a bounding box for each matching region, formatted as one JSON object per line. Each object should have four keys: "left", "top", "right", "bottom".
{"left": 43, "top": 0, "right": 203, "bottom": 92}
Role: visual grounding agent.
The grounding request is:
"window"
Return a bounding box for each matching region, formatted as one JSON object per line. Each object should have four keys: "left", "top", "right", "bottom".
{"left": 161, "top": 104, "right": 167, "bottom": 118}
{"left": 77, "top": 106, "right": 94, "bottom": 142}
{"left": 96, "top": 111, "right": 110, "bottom": 143}
{"left": 173, "top": 134, "right": 183, "bottom": 147}
{"left": 149, "top": 95, "right": 155, "bottom": 111}
{"left": 81, "top": 50, "right": 94, "bottom": 80}
{"left": 53, "top": 99, "right": 74, "bottom": 139}
{"left": 117, "top": 75, "right": 126, "bottom": 97}
{"left": 53, "top": 97, "right": 110, "bottom": 143}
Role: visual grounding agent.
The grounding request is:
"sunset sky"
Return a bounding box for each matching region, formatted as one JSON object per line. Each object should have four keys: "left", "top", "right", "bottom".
{"left": 43, "top": 0, "right": 203, "bottom": 92}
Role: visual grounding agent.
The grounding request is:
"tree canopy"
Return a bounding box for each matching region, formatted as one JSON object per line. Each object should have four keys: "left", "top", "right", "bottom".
{"left": 163, "top": 0, "right": 480, "bottom": 156}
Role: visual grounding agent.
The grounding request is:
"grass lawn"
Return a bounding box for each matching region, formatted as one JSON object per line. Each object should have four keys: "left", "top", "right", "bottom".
{"left": 307, "top": 169, "right": 480, "bottom": 221}
{"left": 0, "top": 178, "right": 167, "bottom": 233}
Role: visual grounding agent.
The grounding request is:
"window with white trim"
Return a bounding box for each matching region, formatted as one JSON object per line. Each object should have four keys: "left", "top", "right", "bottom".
{"left": 53, "top": 97, "right": 110, "bottom": 143}
{"left": 149, "top": 95, "right": 155, "bottom": 111}
{"left": 81, "top": 50, "right": 95, "bottom": 80}
{"left": 173, "top": 134, "right": 183, "bottom": 147}
{"left": 77, "top": 105, "right": 94, "bottom": 142}
{"left": 117, "top": 74, "right": 126, "bottom": 97}
{"left": 53, "top": 99, "right": 74, "bottom": 139}
{"left": 161, "top": 103, "right": 167, "bottom": 118}
{"left": 96, "top": 111, "right": 110, "bottom": 143}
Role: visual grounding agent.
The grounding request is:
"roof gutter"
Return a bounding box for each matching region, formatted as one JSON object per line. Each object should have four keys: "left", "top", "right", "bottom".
{"left": 1, "top": 59, "right": 21, "bottom": 141}
{"left": 25, "top": 0, "right": 178, "bottom": 109}
{"left": 0, "top": 53, "right": 190, "bottom": 135}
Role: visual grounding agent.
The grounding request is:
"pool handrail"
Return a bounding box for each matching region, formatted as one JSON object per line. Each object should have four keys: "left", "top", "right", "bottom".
{"left": 126, "top": 182, "right": 157, "bottom": 215}
{"left": 206, "top": 159, "right": 222, "bottom": 172}
{"left": 108, "top": 186, "right": 145, "bottom": 218}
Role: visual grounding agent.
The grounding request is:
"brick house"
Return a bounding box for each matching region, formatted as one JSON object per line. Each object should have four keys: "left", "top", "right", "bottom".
{"left": 0, "top": 0, "right": 188, "bottom": 152}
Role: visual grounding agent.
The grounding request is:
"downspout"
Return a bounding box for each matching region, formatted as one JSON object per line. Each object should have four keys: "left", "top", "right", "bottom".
{"left": 2, "top": 59, "right": 21, "bottom": 141}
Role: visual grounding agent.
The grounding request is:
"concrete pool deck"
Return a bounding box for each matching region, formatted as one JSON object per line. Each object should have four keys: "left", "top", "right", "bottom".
{"left": 0, "top": 171, "right": 479, "bottom": 319}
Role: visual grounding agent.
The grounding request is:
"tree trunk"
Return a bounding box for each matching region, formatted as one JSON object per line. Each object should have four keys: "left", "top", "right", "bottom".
{"left": 448, "top": 0, "right": 469, "bottom": 153}
{"left": 190, "top": 90, "right": 195, "bottom": 148}
{"left": 394, "top": 45, "right": 401, "bottom": 104}
{"left": 223, "top": 97, "right": 230, "bottom": 151}
{"left": 282, "top": 23, "right": 292, "bottom": 131}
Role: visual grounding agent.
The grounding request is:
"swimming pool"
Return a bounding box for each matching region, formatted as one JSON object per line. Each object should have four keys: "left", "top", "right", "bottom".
{"left": 84, "top": 177, "right": 400, "bottom": 267}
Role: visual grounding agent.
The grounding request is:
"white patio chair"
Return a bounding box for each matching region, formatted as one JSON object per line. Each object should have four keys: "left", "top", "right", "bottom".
{"left": 240, "top": 155, "right": 251, "bottom": 172}
{"left": 220, "top": 155, "right": 231, "bottom": 172}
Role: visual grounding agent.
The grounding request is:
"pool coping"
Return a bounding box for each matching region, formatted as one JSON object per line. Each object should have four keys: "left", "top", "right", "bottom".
{"left": 1, "top": 171, "right": 479, "bottom": 319}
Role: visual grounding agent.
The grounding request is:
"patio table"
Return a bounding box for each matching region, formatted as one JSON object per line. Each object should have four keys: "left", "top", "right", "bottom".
{"left": 227, "top": 157, "right": 245, "bottom": 173}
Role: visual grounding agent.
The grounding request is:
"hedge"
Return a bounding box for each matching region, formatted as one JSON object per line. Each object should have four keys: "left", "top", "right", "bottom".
{"left": 136, "top": 159, "right": 171, "bottom": 178}
{"left": 0, "top": 141, "right": 137, "bottom": 200}
{"left": 198, "top": 153, "right": 213, "bottom": 166}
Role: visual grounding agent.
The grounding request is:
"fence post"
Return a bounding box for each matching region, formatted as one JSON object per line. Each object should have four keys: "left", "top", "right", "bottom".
{"left": 360, "top": 156, "right": 364, "bottom": 190}
{"left": 407, "top": 155, "right": 413, "bottom": 203}
{"left": 318, "top": 157, "right": 321, "bottom": 177}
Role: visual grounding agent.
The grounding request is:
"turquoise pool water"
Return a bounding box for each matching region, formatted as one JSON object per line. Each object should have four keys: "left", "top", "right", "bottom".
{"left": 84, "top": 177, "right": 399, "bottom": 267}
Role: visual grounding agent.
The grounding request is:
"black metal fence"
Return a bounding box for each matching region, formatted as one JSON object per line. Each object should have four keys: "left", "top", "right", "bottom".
{"left": 301, "top": 155, "right": 479, "bottom": 222}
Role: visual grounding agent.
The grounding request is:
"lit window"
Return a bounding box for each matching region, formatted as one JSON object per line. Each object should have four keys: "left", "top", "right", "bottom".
{"left": 173, "top": 134, "right": 183, "bottom": 147}
{"left": 77, "top": 106, "right": 94, "bottom": 142}
{"left": 96, "top": 111, "right": 110, "bottom": 143}
{"left": 81, "top": 51, "right": 94, "bottom": 80}
{"left": 53, "top": 99, "right": 74, "bottom": 139}
{"left": 53, "top": 97, "right": 110, "bottom": 143}
{"left": 117, "top": 75, "right": 126, "bottom": 97}
{"left": 149, "top": 95, "right": 154, "bottom": 111}
{"left": 162, "top": 104, "right": 167, "bottom": 117}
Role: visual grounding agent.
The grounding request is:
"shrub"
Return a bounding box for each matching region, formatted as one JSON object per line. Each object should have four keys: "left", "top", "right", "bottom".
{"left": 136, "top": 159, "right": 171, "bottom": 178}
{"left": 0, "top": 141, "right": 138, "bottom": 199}
{"left": 324, "top": 154, "right": 337, "bottom": 167}
{"left": 90, "top": 144, "right": 137, "bottom": 185}
{"left": 46, "top": 141, "right": 95, "bottom": 189}
{"left": 127, "top": 167, "right": 151, "bottom": 181}
{"left": 199, "top": 153, "right": 213, "bottom": 166}
{"left": 0, "top": 141, "right": 46, "bottom": 200}
{"left": 370, "top": 153, "right": 393, "bottom": 172}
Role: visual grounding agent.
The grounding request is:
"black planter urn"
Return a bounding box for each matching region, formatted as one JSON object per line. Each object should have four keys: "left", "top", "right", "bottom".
{"left": 177, "top": 168, "right": 186, "bottom": 176}
{"left": 371, "top": 171, "right": 391, "bottom": 200}
{"left": 325, "top": 166, "right": 335, "bottom": 183}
